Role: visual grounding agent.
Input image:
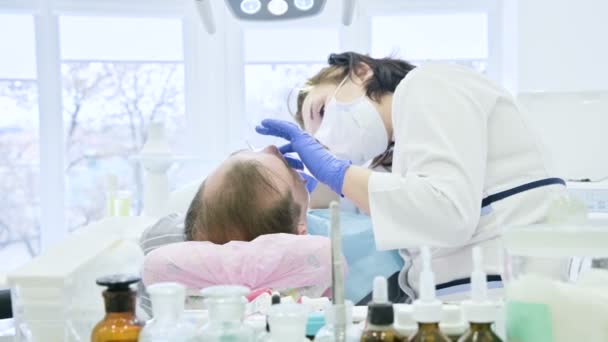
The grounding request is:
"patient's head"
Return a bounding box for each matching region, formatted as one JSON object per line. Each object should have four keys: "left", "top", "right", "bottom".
{"left": 184, "top": 145, "right": 308, "bottom": 244}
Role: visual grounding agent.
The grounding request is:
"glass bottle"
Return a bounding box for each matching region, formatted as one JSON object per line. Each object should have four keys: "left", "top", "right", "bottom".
{"left": 409, "top": 323, "right": 451, "bottom": 342}
{"left": 198, "top": 285, "right": 255, "bottom": 342}
{"left": 262, "top": 303, "right": 309, "bottom": 342}
{"left": 138, "top": 282, "right": 197, "bottom": 341}
{"left": 459, "top": 247, "right": 502, "bottom": 342}
{"left": 314, "top": 301, "right": 361, "bottom": 342}
{"left": 457, "top": 323, "right": 502, "bottom": 342}
{"left": 91, "top": 274, "right": 142, "bottom": 342}
{"left": 409, "top": 247, "right": 450, "bottom": 342}
{"left": 361, "top": 277, "right": 405, "bottom": 342}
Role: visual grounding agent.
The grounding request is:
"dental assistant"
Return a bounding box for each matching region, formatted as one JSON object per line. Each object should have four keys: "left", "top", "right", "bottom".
{"left": 256, "top": 52, "right": 567, "bottom": 299}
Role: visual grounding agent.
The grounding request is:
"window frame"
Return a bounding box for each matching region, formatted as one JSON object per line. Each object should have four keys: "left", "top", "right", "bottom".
{"left": 0, "top": 0, "right": 218, "bottom": 253}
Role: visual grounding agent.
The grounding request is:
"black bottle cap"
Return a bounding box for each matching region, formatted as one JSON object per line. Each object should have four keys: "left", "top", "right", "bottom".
{"left": 367, "top": 303, "right": 394, "bottom": 326}
{"left": 96, "top": 274, "right": 140, "bottom": 292}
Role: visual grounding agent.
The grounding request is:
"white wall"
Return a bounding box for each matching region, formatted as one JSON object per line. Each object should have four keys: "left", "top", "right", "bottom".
{"left": 509, "top": 0, "right": 608, "bottom": 93}
{"left": 502, "top": 0, "right": 608, "bottom": 180}
{"left": 518, "top": 91, "right": 608, "bottom": 180}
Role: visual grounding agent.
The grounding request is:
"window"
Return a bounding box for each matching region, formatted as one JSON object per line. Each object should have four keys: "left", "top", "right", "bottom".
{"left": 59, "top": 16, "right": 186, "bottom": 229}
{"left": 372, "top": 13, "right": 489, "bottom": 73}
{"left": 0, "top": 14, "right": 40, "bottom": 271}
{"left": 243, "top": 28, "right": 339, "bottom": 147}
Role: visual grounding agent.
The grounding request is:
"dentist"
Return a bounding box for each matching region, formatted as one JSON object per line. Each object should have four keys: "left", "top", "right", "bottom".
{"left": 256, "top": 52, "right": 567, "bottom": 299}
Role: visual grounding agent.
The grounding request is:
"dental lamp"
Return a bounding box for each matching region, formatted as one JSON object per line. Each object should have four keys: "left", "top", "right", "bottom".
{"left": 194, "top": 0, "right": 358, "bottom": 34}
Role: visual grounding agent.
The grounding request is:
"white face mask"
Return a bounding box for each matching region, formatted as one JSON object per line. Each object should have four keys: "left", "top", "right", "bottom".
{"left": 314, "top": 76, "right": 389, "bottom": 165}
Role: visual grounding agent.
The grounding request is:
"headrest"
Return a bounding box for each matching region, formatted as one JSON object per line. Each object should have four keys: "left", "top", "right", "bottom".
{"left": 143, "top": 233, "right": 346, "bottom": 298}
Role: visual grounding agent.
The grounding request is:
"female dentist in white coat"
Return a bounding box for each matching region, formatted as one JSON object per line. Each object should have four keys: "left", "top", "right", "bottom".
{"left": 256, "top": 52, "right": 567, "bottom": 300}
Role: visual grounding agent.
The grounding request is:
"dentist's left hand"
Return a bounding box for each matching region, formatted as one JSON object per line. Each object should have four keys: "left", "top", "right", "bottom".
{"left": 255, "top": 119, "right": 351, "bottom": 195}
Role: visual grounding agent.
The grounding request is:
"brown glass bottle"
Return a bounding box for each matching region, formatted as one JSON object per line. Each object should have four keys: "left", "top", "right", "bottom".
{"left": 361, "top": 328, "right": 407, "bottom": 342}
{"left": 361, "top": 303, "right": 407, "bottom": 342}
{"left": 91, "top": 274, "right": 142, "bottom": 342}
{"left": 457, "top": 323, "right": 502, "bottom": 342}
{"left": 408, "top": 323, "right": 451, "bottom": 342}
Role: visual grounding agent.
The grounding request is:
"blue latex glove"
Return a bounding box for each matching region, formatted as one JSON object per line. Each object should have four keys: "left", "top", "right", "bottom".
{"left": 284, "top": 155, "right": 318, "bottom": 193}
{"left": 297, "top": 170, "right": 319, "bottom": 193}
{"left": 256, "top": 119, "right": 351, "bottom": 195}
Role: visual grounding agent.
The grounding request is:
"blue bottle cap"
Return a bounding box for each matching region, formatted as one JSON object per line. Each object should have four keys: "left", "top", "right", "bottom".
{"left": 306, "top": 311, "right": 326, "bottom": 337}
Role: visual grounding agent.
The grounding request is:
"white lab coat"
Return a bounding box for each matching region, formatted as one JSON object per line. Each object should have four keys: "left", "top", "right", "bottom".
{"left": 368, "top": 62, "right": 567, "bottom": 298}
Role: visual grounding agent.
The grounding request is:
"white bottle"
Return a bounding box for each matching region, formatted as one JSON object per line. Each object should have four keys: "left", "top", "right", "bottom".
{"left": 138, "top": 282, "right": 197, "bottom": 342}
{"left": 263, "top": 303, "right": 309, "bottom": 342}
{"left": 412, "top": 246, "right": 443, "bottom": 324}
{"left": 314, "top": 300, "right": 361, "bottom": 342}
{"left": 460, "top": 247, "right": 502, "bottom": 340}
{"left": 198, "top": 285, "right": 255, "bottom": 342}
{"left": 409, "top": 246, "right": 451, "bottom": 341}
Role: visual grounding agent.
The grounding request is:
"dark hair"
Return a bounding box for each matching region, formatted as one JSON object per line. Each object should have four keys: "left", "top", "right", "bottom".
{"left": 327, "top": 52, "right": 416, "bottom": 102}
{"left": 184, "top": 160, "right": 302, "bottom": 244}
{"left": 294, "top": 52, "right": 415, "bottom": 169}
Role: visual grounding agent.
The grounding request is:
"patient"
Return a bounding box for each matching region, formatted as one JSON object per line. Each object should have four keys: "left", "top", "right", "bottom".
{"left": 140, "top": 145, "right": 404, "bottom": 312}
{"left": 184, "top": 145, "right": 309, "bottom": 244}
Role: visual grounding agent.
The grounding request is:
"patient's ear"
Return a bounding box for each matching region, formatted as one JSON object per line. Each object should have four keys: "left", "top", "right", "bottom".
{"left": 296, "top": 222, "right": 307, "bottom": 235}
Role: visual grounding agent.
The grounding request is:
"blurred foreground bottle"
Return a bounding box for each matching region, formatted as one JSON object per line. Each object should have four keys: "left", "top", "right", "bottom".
{"left": 91, "top": 274, "right": 142, "bottom": 342}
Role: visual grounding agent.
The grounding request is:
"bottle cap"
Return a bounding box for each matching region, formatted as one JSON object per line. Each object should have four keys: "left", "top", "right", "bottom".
{"left": 368, "top": 303, "right": 394, "bottom": 325}
{"left": 268, "top": 303, "right": 309, "bottom": 340}
{"left": 413, "top": 247, "right": 442, "bottom": 323}
{"left": 440, "top": 304, "right": 466, "bottom": 335}
{"left": 462, "top": 300, "right": 499, "bottom": 323}
{"left": 147, "top": 282, "right": 186, "bottom": 318}
{"left": 96, "top": 274, "right": 140, "bottom": 291}
{"left": 372, "top": 276, "right": 388, "bottom": 303}
{"left": 462, "top": 247, "right": 499, "bottom": 323}
{"left": 367, "top": 276, "right": 394, "bottom": 326}
{"left": 306, "top": 312, "right": 326, "bottom": 337}
{"left": 394, "top": 304, "right": 417, "bottom": 336}
{"left": 201, "top": 285, "right": 250, "bottom": 322}
{"left": 200, "top": 285, "right": 250, "bottom": 298}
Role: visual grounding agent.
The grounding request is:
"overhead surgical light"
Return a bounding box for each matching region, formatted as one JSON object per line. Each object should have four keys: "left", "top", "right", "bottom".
{"left": 195, "top": 0, "right": 358, "bottom": 34}
{"left": 267, "top": 0, "right": 288, "bottom": 16}
{"left": 294, "top": 0, "right": 314, "bottom": 11}
{"left": 240, "top": 0, "right": 261, "bottom": 15}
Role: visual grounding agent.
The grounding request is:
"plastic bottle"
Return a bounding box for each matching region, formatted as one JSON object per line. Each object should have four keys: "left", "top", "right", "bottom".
{"left": 138, "top": 282, "right": 197, "bottom": 342}
{"left": 394, "top": 305, "right": 417, "bottom": 338}
{"left": 314, "top": 301, "right": 361, "bottom": 342}
{"left": 263, "top": 303, "right": 309, "bottom": 342}
{"left": 458, "top": 247, "right": 502, "bottom": 342}
{"left": 91, "top": 274, "right": 142, "bottom": 342}
{"left": 441, "top": 305, "right": 467, "bottom": 341}
{"left": 198, "top": 285, "right": 255, "bottom": 342}
{"left": 409, "top": 247, "right": 451, "bottom": 342}
{"left": 361, "top": 276, "right": 406, "bottom": 341}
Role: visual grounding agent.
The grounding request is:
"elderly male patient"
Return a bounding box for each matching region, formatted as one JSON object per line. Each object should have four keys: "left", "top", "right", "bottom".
{"left": 139, "top": 146, "right": 403, "bottom": 311}
{"left": 184, "top": 145, "right": 309, "bottom": 243}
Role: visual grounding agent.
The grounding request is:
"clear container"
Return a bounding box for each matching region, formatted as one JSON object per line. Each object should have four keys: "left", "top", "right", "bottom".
{"left": 503, "top": 224, "right": 608, "bottom": 342}
{"left": 198, "top": 285, "right": 255, "bottom": 342}
{"left": 138, "top": 282, "right": 197, "bottom": 342}
{"left": 261, "top": 303, "right": 309, "bottom": 342}
{"left": 314, "top": 301, "right": 361, "bottom": 342}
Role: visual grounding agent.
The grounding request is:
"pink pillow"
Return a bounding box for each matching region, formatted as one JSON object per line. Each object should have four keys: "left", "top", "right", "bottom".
{"left": 143, "top": 233, "right": 346, "bottom": 299}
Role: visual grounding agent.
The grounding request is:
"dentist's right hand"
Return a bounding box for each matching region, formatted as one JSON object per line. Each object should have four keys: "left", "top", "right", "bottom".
{"left": 255, "top": 119, "right": 351, "bottom": 195}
